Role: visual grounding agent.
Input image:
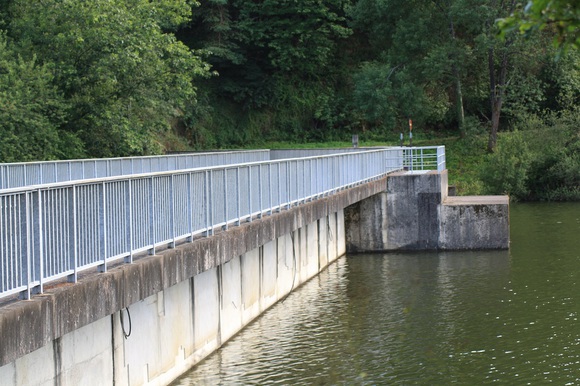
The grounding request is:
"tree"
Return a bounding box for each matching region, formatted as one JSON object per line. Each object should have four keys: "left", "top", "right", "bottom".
{"left": 233, "top": 0, "right": 351, "bottom": 75}
{"left": 474, "top": 0, "right": 552, "bottom": 152}
{"left": 349, "top": 0, "right": 482, "bottom": 136}
{"left": 0, "top": 34, "right": 80, "bottom": 161}
{"left": 5, "top": 0, "right": 209, "bottom": 157}
{"left": 352, "top": 62, "right": 432, "bottom": 133}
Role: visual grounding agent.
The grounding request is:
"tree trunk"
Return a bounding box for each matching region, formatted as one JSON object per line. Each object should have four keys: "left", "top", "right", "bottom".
{"left": 486, "top": 0, "right": 515, "bottom": 153}
{"left": 454, "top": 69, "right": 466, "bottom": 138}
{"left": 447, "top": 14, "right": 465, "bottom": 137}
{"left": 487, "top": 41, "right": 509, "bottom": 153}
{"left": 488, "top": 97, "right": 502, "bottom": 152}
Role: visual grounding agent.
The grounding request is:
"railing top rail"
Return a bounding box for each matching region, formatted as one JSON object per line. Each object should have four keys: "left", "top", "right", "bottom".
{"left": 0, "top": 149, "right": 272, "bottom": 190}
{"left": 0, "top": 148, "right": 395, "bottom": 194}
{"left": 390, "top": 145, "right": 444, "bottom": 150}
{"left": 0, "top": 149, "right": 270, "bottom": 167}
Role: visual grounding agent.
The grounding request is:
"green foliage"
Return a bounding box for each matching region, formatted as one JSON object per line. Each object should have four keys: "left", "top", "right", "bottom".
{"left": 498, "top": 0, "right": 580, "bottom": 53}
{"left": 480, "top": 131, "right": 532, "bottom": 199}
{"left": 352, "top": 62, "right": 397, "bottom": 129}
{"left": 233, "top": 0, "right": 351, "bottom": 74}
{"left": 4, "top": 0, "right": 209, "bottom": 158}
{"left": 0, "top": 34, "right": 82, "bottom": 162}
{"left": 480, "top": 110, "right": 580, "bottom": 201}
{"left": 524, "top": 109, "right": 580, "bottom": 200}
{"left": 349, "top": 0, "right": 489, "bottom": 135}
{"left": 183, "top": 0, "right": 353, "bottom": 111}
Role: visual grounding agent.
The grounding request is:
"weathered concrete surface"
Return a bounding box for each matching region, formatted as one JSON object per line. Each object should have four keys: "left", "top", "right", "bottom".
{"left": 440, "top": 196, "right": 510, "bottom": 250}
{"left": 344, "top": 192, "right": 387, "bottom": 252}
{"left": 0, "top": 175, "right": 387, "bottom": 368}
{"left": 385, "top": 170, "right": 443, "bottom": 250}
{"left": 0, "top": 210, "right": 347, "bottom": 386}
{"left": 346, "top": 170, "right": 444, "bottom": 252}
{"left": 345, "top": 170, "right": 509, "bottom": 252}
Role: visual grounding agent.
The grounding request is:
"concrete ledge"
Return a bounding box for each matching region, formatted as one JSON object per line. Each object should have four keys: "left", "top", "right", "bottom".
{"left": 0, "top": 176, "right": 388, "bottom": 367}
{"left": 443, "top": 195, "right": 509, "bottom": 206}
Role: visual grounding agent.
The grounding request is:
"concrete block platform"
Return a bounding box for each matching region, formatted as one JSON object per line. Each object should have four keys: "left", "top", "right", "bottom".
{"left": 440, "top": 195, "right": 509, "bottom": 250}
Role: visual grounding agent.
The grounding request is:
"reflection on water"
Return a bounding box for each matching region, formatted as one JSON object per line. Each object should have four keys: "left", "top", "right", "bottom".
{"left": 173, "top": 202, "right": 580, "bottom": 385}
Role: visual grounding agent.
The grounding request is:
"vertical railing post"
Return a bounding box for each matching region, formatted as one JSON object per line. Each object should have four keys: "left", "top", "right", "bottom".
{"left": 206, "top": 170, "right": 213, "bottom": 236}
{"left": 339, "top": 155, "right": 344, "bottom": 190}
{"left": 23, "top": 165, "right": 28, "bottom": 187}
{"left": 302, "top": 159, "right": 306, "bottom": 203}
{"left": 70, "top": 185, "right": 78, "bottom": 283}
{"left": 223, "top": 169, "right": 228, "bottom": 230}
{"left": 37, "top": 188, "right": 44, "bottom": 294}
{"left": 248, "top": 166, "right": 252, "bottom": 222}
{"left": 100, "top": 182, "right": 108, "bottom": 272}
{"left": 126, "top": 179, "right": 133, "bottom": 263}
{"left": 277, "top": 163, "right": 281, "bottom": 212}
{"left": 287, "top": 162, "right": 291, "bottom": 210}
{"left": 268, "top": 164, "right": 273, "bottom": 215}
{"left": 236, "top": 167, "right": 241, "bottom": 225}
{"left": 310, "top": 159, "right": 313, "bottom": 200}
{"left": 170, "top": 174, "right": 175, "bottom": 248}
{"left": 258, "top": 164, "right": 263, "bottom": 218}
{"left": 149, "top": 177, "right": 155, "bottom": 255}
{"left": 187, "top": 172, "right": 193, "bottom": 242}
{"left": 24, "top": 192, "right": 31, "bottom": 299}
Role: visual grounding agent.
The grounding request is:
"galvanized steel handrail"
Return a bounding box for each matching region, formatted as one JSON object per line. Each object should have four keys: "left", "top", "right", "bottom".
{"left": 385, "top": 146, "right": 446, "bottom": 172}
{"left": 0, "top": 150, "right": 270, "bottom": 190}
{"left": 270, "top": 148, "right": 382, "bottom": 160}
{"left": 1, "top": 148, "right": 414, "bottom": 300}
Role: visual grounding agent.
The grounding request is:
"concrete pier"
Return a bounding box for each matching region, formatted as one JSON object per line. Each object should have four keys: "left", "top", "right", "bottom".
{"left": 345, "top": 170, "right": 509, "bottom": 252}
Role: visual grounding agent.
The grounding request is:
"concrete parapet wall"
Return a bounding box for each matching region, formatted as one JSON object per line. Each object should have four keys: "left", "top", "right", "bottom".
{"left": 0, "top": 175, "right": 388, "bottom": 385}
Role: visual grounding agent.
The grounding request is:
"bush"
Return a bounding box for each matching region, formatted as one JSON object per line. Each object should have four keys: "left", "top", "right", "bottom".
{"left": 480, "top": 109, "right": 580, "bottom": 201}
{"left": 480, "top": 131, "right": 532, "bottom": 200}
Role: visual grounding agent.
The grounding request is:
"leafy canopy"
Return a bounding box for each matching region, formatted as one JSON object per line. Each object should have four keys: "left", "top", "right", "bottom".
{"left": 4, "top": 0, "right": 209, "bottom": 158}
{"left": 498, "top": 0, "right": 580, "bottom": 52}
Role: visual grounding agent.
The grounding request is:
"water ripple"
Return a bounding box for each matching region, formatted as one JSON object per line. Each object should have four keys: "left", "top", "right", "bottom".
{"left": 174, "top": 203, "right": 580, "bottom": 385}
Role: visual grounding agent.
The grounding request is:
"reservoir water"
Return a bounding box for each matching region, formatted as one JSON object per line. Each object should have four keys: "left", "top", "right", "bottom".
{"left": 173, "top": 202, "right": 580, "bottom": 385}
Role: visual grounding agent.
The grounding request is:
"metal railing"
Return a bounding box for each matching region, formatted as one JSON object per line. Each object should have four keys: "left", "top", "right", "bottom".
{"left": 0, "top": 150, "right": 270, "bottom": 190}
{"left": 385, "top": 146, "right": 446, "bottom": 172}
{"left": 1, "top": 148, "right": 414, "bottom": 300}
{"left": 270, "top": 148, "right": 382, "bottom": 160}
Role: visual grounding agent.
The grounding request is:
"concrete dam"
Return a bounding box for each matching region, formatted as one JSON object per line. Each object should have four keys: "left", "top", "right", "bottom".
{"left": 0, "top": 148, "right": 508, "bottom": 385}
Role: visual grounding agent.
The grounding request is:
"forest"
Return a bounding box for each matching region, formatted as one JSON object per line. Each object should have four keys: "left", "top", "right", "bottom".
{"left": 0, "top": 0, "right": 578, "bottom": 200}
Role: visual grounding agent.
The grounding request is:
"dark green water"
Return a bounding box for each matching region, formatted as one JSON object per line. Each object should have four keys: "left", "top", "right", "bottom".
{"left": 174, "top": 203, "right": 580, "bottom": 385}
